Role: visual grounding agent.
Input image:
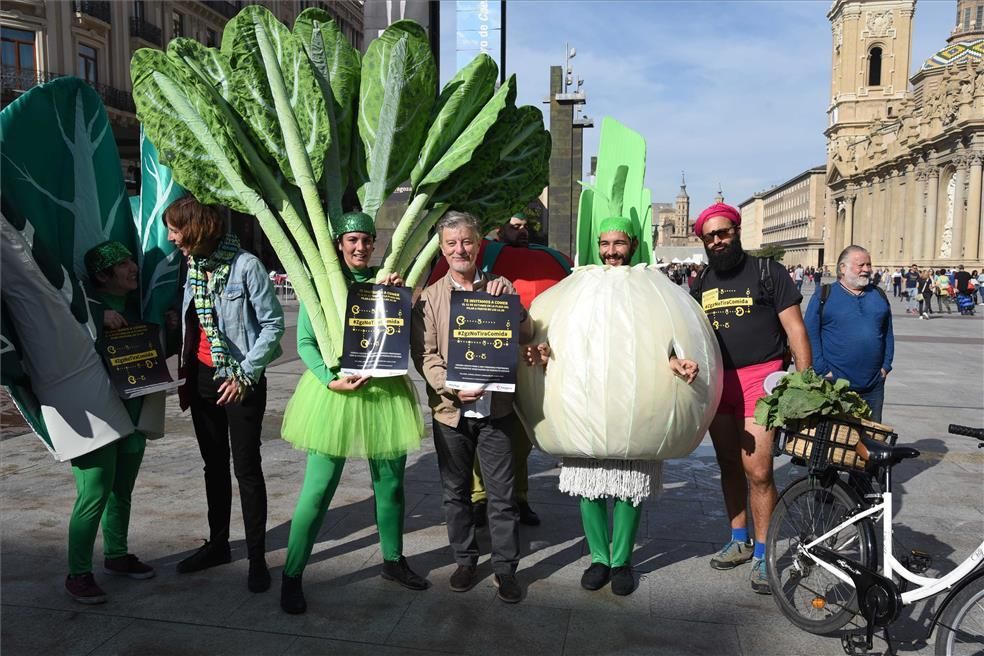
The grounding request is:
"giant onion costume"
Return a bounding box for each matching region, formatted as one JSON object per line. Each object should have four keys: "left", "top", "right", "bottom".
{"left": 515, "top": 119, "right": 724, "bottom": 586}
{"left": 281, "top": 213, "right": 423, "bottom": 589}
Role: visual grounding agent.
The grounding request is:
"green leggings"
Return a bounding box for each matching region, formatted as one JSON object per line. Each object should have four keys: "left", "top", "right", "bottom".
{"left": 580, "top": 497, "right": 643, "bottom": 568}
{"left": 284, "top": 453, "right": 407, "bottom": 577}
{"left": 68, "top": 434, "right": 146, "bottom": 575}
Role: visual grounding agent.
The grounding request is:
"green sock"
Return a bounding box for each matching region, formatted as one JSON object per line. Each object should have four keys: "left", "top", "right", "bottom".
{"left": 579, "top": 497, "right": 611, "bottom": 566}
{"left": 611, "top": 498, "right": 643, "bottom": 567}
{"left": 369, "top": 455, "right": 407, "bottom": 562}
{"left": 283, "top": 453, "right": 345, "bottom": 577}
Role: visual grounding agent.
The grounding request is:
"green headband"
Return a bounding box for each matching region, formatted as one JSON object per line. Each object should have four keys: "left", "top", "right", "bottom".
{"left": 84, "top": 240, "right": 133, "bottom": 278}
{"left": 598, "top": 216, "right": 637, "bottom": 240}
{"left": 336, "top": 211, "right": 376, "bottom": 238}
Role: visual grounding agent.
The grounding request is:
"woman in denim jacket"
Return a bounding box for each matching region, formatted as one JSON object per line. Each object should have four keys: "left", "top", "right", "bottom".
{"left": 164, "top": 195, "right": 284, "bottom": 593}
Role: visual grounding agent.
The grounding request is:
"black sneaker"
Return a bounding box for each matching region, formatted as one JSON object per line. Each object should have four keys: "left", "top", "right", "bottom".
{"left": 580, "top": 563, "right": 611, "bottom": 591}
{"left": 473, "top": 501, "right": 488, "bottom": 528}
{"left": 493, "top": 573, "right": 521, "bottom": 604}
{"left": 280, "top": 573, "right": 306, "bottom": 614}
{"left": 381, "top": 556, "right": 428, "bottom": 591}
{"left": 104, "top": 554, "right": 156, "bottom": 580}
{"left": 448, "top": 565, "right": 478, "bottom": 592}
{"left": 248, "top": 557, "right": 270, "bottom": 593}
{"left": 518, "top": 501, "right": 541, "bottom": 526}
{"left": 176, "top": 540, "right": 231, "bottom": 574}
{"left": 65, "top": 573, "right": 107, "bottom": 605}
{"left": 610, "top": 566, "right": 635, "bottom": 596}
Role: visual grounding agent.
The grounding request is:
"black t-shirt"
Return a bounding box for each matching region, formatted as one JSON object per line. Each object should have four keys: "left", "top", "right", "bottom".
{"left": 904, "top": 270, "right": 920, "bottom": 288}
{"left": 693, "top": 255, "right": 803, "bottom": 369}
{"left": 954, "top": 271, "right": 972, "bottom": 293}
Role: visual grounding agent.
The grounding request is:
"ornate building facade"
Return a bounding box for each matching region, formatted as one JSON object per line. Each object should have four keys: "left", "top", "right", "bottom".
{"left": 655, "top": 173, "right": 701, "bottom": 247}
{"left": 825, "top": 0, "right": 984, "bottom": 268}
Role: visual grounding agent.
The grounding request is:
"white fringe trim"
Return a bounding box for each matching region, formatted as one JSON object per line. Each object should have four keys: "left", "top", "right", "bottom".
{"left": 559, "top": 458, "right": 663, "bottom": 507}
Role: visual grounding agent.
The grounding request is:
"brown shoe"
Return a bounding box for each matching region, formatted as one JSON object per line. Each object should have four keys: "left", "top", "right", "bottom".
{"left": 449, "top": 565, "right": 478, "bottom": 592}
{"left": 104, "top": 554, "right": 156, "bottom": 580}
{"left": 65, "top": 573, "right": 107, "bottom": 604}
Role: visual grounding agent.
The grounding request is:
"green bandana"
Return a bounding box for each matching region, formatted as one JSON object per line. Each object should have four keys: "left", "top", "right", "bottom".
{"left": 336, "top": 211, "right": 376, "bottom": 237}
{"left": 84, "top": 240, "right": 132, "bottom": 278}
{"left": 598, "top": 216, "right": 637, "bottom": 240}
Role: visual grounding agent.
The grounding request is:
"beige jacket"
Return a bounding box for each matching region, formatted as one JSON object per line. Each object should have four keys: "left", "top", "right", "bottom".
{"left": 411, "top": 271, "right": 526, "bottom": 428}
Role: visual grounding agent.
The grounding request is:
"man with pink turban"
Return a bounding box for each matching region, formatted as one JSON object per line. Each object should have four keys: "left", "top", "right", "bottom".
{"left": 689, "top": 203, "right": 812, "bottom": 595}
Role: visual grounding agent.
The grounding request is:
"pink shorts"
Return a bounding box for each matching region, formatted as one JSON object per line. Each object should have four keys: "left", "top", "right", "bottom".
{"left": 718, "top": 359, "right": 785, "bottom": 419}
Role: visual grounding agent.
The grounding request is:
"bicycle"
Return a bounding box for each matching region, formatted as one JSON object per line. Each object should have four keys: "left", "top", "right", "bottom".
{"left": 766, "top": 421, "right": 984, "bottom": 656}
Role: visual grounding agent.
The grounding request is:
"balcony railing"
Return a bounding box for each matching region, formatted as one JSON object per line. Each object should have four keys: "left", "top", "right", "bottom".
{"left": 129, "top": 16, "right": 162, "bottom": 46}
{"left": 74, "top": 1, "right": 111, "bottom": 24}
{"left": 0, "top": 66, "right": 135, "bottom": 114}
{"left": 199, "top": 1, "right": 239, "bottom": 20}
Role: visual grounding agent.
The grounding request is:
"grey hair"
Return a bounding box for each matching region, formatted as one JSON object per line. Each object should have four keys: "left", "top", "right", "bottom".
{"left": 436, "top": 210, "right": 482, "bottom": 239}
{"left": 836, "top": 245, "right": 868, "bottom": 278}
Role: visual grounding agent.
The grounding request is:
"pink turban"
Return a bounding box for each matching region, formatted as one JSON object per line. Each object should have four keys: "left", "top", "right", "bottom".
{"left": 694, "top": 202, "right": 741, "bottom": 237}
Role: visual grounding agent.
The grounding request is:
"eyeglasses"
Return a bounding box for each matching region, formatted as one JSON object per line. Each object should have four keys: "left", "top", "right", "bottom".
{"left": 700, "top": 227, "right": 737, "bottom": 244}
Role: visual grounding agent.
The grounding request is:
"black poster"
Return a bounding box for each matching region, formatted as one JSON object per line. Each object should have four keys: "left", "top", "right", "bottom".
{"left": 100, "top": 322, "right": 181, "bottom": 399}
{"left": 339, "top": 283, "right": 412, "bottom": 377}
{"left": 446, "top": 290, "right": 521, "bottom": 392}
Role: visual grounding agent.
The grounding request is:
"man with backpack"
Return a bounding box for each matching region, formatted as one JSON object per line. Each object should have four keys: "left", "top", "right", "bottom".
{"left": 690, "top": 203, "right": 812, "bottom": 596}
{"left": 803, "top": 246, "right": 893, "bottom": 423}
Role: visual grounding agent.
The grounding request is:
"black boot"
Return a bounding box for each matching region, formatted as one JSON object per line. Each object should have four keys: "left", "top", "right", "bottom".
{"left": 248, "top": 557, "right": 271, "bottom": 593}
{"left": 176, "top": 540, "right": 231, "bottom": 574}
{"left": 280, "top": 573, "right": 306, "bottom": 614}
{"left": 611, "top": 566, "right": 635, "bottom": 596}
{"left": 381, "top": 556, "right": 428, "bottom": 591}
{"left": 580, "top": 563, "right": 611, "bottom": 591}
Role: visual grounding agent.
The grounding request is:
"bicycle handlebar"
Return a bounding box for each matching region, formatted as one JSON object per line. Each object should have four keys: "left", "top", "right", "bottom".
{"left": 948, "top": 424, "right": 984, "bottom": 440}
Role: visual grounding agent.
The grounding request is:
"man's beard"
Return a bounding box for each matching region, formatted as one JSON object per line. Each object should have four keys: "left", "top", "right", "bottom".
{"left": 499, "top": 225, "right": 529, "bottom": 247}
{"left": 705, "top": 236, "right": 745, "bottom": 272}
{"left": 843, "top": 271, "right": 870, "bottom": 290}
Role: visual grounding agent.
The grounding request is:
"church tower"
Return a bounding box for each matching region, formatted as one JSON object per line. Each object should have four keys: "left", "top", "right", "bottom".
{"left": 950, "top": 0, "right": 984, "bottom": 42}
{"left": 826, "top": 0, "right": 915, "bottom": 152}
{"left": 675, "top": 172, "right": 690, "bottom": 238}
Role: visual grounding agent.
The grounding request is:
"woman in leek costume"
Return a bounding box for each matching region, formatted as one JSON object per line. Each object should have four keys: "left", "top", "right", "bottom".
{"left": 65, "top": 241, "right": 156, "bottom": 604}
{"left": 527, "top": 216, "right": 700, "bottom": 596}
{"left": 279, "top": 211, "right": 426, "bottom": 615}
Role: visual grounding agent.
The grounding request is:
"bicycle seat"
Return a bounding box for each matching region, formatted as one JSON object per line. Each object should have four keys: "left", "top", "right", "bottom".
{"left": 856, "top": 436, "right": 920, "bottom": 470}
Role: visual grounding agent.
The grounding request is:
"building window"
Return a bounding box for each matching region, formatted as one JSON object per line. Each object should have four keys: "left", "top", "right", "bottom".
{"left": 78, "top": 43, "right": 98, "bottom": 83}
{"left": 173, "top": 10, "right": 184, "bottom": 38}
{"left": 977, "top": 5, "right": 983, "bottom": 28}
{"left": 965, "top": 7, "right": 972, "bottom": 29}
{"left": 1, "top": 27, "right": 36, "bottom": 71}
{"left": 868, "top": 46, "right": 882, "bottom": 86}
{"left": 206, "top": 28, "right": 218, "bottom": 48}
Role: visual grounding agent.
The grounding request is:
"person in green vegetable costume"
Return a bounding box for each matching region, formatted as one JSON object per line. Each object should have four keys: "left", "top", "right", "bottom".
{"left": 279, "top": 212, "right": 427, "bottom": 614}
{"left": 526, "top": 217, "right": 699, "bottom": 596}
{"left": 65, "top": 241, "right": 156, "bottom": 604}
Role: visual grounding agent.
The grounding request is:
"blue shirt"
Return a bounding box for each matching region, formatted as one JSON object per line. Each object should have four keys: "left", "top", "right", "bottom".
{"left": 804, "top": 283, "right": 894, "bottom": 393}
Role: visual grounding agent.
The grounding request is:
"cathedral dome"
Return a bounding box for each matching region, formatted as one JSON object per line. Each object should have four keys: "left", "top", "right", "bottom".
{"left": 921, "top": 38, "right": 984, "bottom": 71}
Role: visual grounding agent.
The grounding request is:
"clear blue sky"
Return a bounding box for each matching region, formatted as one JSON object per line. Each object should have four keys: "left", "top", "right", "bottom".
{"left": 441, "top": 0, "right": 955, "bottom": 214}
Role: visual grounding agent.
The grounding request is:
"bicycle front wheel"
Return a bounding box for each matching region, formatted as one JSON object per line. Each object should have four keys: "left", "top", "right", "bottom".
{"left": 935, "top": 574, "right": 984, "bottom": 656}
{"left": 767, "top": 475, "right": 877, "bottom": 635}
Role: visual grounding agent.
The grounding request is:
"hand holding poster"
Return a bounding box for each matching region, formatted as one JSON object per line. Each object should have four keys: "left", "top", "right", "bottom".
{"left": 446, "top": 290, "right": 521, "bottom": 392}
{"left": 100, "top": 323, "right": 181, "bottom": 399}
{"left": 340, "top": 284, "right": 412, "bottom": 377}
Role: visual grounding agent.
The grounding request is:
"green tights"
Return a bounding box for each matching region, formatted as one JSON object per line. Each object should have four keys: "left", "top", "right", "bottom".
{"left": 284, "top": 453, "right": 407, "bottom": 577}
{"left": 68, "top": 433, "right": 146, "bottom": 575}
{"left": 579, "top": 496, "right": 643, "bottom": 568}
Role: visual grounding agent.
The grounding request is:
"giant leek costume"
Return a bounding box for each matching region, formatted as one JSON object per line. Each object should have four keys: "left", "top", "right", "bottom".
{"left": 281, "top": 213, "right": 423, "bottom": 577}
{"left": 0, "top": 77, "right": 182, "bottom": 583}
{"left": 514, "top": 119, "right": 724, "bottom": 571}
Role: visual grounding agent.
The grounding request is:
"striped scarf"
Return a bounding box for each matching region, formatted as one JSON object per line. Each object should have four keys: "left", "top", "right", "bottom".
{"left": 188, "top": 233, "right": 251, "bottom": 388}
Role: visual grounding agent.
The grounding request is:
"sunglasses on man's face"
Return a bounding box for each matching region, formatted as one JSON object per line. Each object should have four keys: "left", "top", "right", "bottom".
{"left": 700, "top": 227, "right": 737, "bottom": 245}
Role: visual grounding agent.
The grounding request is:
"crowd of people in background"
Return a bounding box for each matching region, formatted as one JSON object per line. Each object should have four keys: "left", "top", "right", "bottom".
{"left": 878, "top": 264, "right": 981, "bottom": 318}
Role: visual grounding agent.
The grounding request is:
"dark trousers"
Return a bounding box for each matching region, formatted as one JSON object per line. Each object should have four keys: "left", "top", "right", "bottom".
{"left": 189, "top": 362, "right": 268, "bottom": 560}
{"left": 859, "top": 379, "right": 886, "bottom": 424}
{"left": 432, "top": 414, "right": 519, "bottom": 575}
{"left": 892, "top": 280, "right": 901, "bottom": 297}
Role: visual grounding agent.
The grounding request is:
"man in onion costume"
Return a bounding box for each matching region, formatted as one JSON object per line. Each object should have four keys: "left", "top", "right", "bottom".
{"left": 516, "top": 117, "right": 723, "bottom": 596}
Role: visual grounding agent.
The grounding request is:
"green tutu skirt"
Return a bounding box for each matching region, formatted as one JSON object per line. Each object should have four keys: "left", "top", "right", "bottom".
{"left": 281, "top": 370, "right": 424, "bottom": 460}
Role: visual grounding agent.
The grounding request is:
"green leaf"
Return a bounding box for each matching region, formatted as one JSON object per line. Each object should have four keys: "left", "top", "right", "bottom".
{"left": 294, "top": 9, "right": 360, "bottom": 224}
{"left": 410, "top": 53, "right": 498, "bottom": 191}
{"left": 609, "top": 165, "right": 628, "bottom": 217}
{"left": 417, "top": 74, "right": 516, "bottom": 191}
{"left": 167, "top": 38, "right": 233, "bottom": 100}
{"left": 354, "top": 20, "right": 437, "bottom": 217}
{"left": 222, "top": 5, "right": 329, "bottom": 187}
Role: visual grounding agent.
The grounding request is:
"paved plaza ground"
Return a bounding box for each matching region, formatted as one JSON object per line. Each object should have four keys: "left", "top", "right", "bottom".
{"left": 2, "top": 282, "right": 982, "bottom": 656}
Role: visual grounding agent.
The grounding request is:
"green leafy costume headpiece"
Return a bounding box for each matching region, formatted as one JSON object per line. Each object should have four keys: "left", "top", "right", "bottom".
{"left": 336, "top": 211, "right": 376, "bottom": 237}
{"left": 598, "top": 216, "right": 637, "bottom": 240}
{"left": 84, "top": 240, "right": 133, "bottom": 278}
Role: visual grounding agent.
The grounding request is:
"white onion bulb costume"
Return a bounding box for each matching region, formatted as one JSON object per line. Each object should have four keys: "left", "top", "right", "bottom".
{"left": 515, "top": 264, "right": 723, "bottom": 503}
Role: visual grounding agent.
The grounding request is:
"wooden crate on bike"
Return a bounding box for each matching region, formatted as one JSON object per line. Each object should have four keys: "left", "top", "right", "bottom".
{"left": 781, "top": 415, "right": 896, "bottom": 471}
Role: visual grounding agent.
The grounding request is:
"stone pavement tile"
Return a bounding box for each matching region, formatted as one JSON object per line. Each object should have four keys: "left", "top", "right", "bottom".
{"left": 0, "top": 605, "right": 134, "bottom": 656}
{"left": 520, "top": 560, "right": 651, "bottom": 617}
{"left": 647, "top": 499, "right": 723, "bottom": 544}
{"left": 563, "top": 610, "right": 741, "bottom": 656}
{"left": 226, "top": 574, "right": 417, "bottom": 643}
{"left": 387, "top": 589, "right": 571, "bottom": 655}
{"left": 88, "top": 619, "right": 294, "bottom": 656}
{"left": 286, "top": 636, "right": 451, "bottom": 656}
{"left": 631, "top": 538, "right": 718, "bottom": 576}
{"left": 735, "top": 621, "right": 845, "bottom": 656}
